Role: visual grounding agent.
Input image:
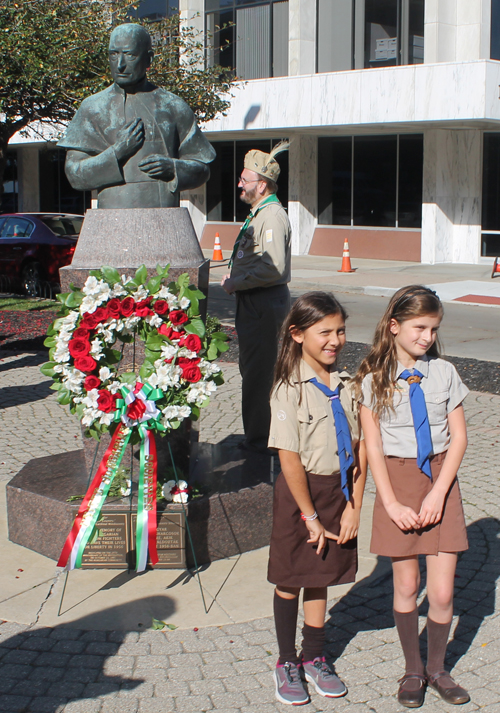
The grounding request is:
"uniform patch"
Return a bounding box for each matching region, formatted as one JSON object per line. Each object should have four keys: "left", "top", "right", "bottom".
{"left": 237, "top": 250, "right": 244, "bottom": 259}
{"left": 277, "top": 410, "right": 286, "bottom": 421}
{"left": 266, "top": 229, "right": 273, "bottom": 243}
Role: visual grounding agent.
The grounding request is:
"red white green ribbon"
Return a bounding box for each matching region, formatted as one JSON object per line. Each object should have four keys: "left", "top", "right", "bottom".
{"left": 57, "top": 423, "right": 132, "bottom": 570}
{"left": 59, "top": 381, "right": 167, "bottom": 573}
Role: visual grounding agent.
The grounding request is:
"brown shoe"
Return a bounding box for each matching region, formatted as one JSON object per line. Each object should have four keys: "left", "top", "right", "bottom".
{"left": 426, "top": 670, "right": 470, "bottom": 705}
{"left": 397, "top": 673, "right": 426, "bottom": 708}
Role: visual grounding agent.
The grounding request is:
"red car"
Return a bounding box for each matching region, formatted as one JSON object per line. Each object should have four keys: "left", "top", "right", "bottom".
{"left": 0, "top": 213, "right": 83, "bottom": 296}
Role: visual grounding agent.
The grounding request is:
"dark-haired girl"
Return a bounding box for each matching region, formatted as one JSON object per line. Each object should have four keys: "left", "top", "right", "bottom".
{"left": 356, "top": 285, "right": 470, "bottom": 708}
{"left": 267, "top": 291, "right": 366, "bottom": 705}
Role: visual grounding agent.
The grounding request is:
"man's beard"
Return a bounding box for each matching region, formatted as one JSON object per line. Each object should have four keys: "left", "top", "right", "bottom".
{"left": 240, "top": 186, "right": 258, "bottom": 205}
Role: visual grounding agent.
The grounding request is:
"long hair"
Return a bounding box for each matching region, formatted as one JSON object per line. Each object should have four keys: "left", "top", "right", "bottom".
{"left": 273, "top": 291, "right": 348, "bottom": 391}
{"left": 354, "top": 285, "right": 443, "bottom": 416}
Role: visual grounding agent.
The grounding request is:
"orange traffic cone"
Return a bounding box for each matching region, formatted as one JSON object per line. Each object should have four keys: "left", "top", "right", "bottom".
{"left": 212, "top": 232, "right": 223, "bottom": 261}
{"left": 338, "top": 237, "right": 355, "bottom": 273}
{"left": 492, "top": 256, "right": 500, "bottom": 278}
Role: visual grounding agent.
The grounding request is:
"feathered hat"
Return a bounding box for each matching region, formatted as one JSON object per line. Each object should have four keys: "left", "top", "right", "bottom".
{"left": 244, "top": 140, "right": 290, "bottom": 182}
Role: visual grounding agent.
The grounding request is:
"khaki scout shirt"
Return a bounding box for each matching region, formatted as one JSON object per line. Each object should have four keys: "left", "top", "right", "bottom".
{"left": 361, "top": 355, "right": 469, "bottom": 458}
{"left": 268, "top": 360, "right": 360, "bottom": 475}
{"left": 230, "top": 199, "right": 291, "bottom": 291}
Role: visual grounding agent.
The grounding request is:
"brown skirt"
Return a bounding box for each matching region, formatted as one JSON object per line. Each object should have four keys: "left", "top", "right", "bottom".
{"left": 371, "top": 453, "right": 468, "bottom": 557}
{"left": 267, "top": 471, "right": 357, "bottom": 588}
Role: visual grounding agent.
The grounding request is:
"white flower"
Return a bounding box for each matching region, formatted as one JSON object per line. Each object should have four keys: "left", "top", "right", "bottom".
{"left": 179, "top": 296, "right": 190, "bottom": 309}
{"left": 82, "top": 407, "right": 100, "bottom": 427}
{"left": 61, "top": 311, "right": 79, "bottom": 327}
{"left": 90, "top": 338, "right": 104, "bottom": 360}
{"left": 111, "top": 283, "right": 128, "bottom": 297}
{"left": 200, "top": 360, "right": 221, "bottom": 376}
{"left": 178, "top": 348, "right": 197, "bottom": 359}
{"left": 62, "top": 367, "right": 85, "bottom": 393}
{"left": 83, "top": 276, "right": 111, "bottom": 299}
{"left": 82, "top": 389, "right": 99, "bottom": 408}
{"left": 80, "top": 295, "right": 99, "bottom": 314}
{"left": 99, "top": 366, "right": 112, "bottom": 381}
{"left": 131, "top": 286, "right": 149, "bottom": 301}
{"left": 57, "top": 328, "right": 73, "bottom": 343}
{"left": 99, "top": 412, "right": 115, "bottom": 426}
{"left": 53, "top": 364, "right": 64, "bottom": 373}
{"left": 146, "top": 314, "right": 163, "bottom": 328}
{"left": 173, "top": 480, "right": 190, "bottom": 503}
{"left": 120, "top": 479, "right": 132, "bottom": 497}
{"left": 53, "top": 343, "right": 70, "bottom": 363}
{"left": 161, "top": 344, "right": 178, "bottom": 360}
{"left": 124, "top": 315, "right": 141, "bottom": 329}
{"left": 162, "top": 405, "right": 182, "bottom": 419}
{"left": 121, "top": 274, "right": 133, "bottom": 285}
{"left": 162, "top": 480, "right": 176, "bottom": 501}
{"left": 108, "top": 381, "right": 122, "bottom": 394}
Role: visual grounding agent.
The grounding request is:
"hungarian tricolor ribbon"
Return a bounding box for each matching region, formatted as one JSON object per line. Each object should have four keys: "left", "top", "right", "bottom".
{"left": 58, "top": 381, "right": 166, "bottom": 573}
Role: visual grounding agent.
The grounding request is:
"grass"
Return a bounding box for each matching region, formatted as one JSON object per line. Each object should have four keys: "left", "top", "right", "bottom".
{"left": 0, "top": 296, "right": 60, "bottom": 312}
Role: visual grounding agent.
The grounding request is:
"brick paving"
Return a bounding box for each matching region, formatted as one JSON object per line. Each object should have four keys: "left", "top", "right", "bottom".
{"left": 0, "top": 350, "right": 499, "bottom": 712}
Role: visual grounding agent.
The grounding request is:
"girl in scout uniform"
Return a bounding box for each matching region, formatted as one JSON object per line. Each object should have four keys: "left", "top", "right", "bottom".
{"left": 267, "top": 291, "right": 366, "bottom": 706}
{"left": 356, "top": 285, "right": 470, "bottom": 708}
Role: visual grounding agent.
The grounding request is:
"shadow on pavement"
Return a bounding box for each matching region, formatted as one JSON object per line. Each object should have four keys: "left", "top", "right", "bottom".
{"left": 325, "top": 517, "right": 500, "bottom": 673}
{"left": 0, "top": 595, "right": 178, "bottom": 712}
{"left": 0, "top": 381, "right": 54, "bottom": 407}
{"left": 0, "top": 353, "right": 47, "bottom": 374}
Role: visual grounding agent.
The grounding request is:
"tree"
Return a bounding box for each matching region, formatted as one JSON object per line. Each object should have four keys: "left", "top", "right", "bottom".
{"left": 0, "top": 0, "right": 234, "bottom": 202}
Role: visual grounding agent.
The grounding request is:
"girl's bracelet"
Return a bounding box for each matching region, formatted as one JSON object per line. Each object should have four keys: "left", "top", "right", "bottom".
{"left": 301, "top": 511, "right": 318, "bottom": 522}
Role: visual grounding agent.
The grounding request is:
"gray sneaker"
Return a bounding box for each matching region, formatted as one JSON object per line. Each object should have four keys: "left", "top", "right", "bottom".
{"left": 274, "top": 661, "right": 310, "bottom": 705}
{"left": 303, "top": 657, "right": 347, "bottom": 698}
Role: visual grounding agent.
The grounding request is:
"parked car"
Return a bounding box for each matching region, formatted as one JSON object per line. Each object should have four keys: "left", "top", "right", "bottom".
{"left": 0, "top": 213, "right": 83, "bottom": 296}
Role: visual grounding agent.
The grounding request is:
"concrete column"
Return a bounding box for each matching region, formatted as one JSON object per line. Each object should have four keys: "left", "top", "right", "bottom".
{"left": 424, "top": 0, "right": 490, "bottom": 63}
{"left": 288, "top": 134, "right": 317, "bottom": 255}
{"left": 289, "top": 0, "right": 317, "bottom": 76}
{"left": 179, "top": 0, "right": 204, "bottom": 69}
{"left": 181, "top": 184, "right": 206, "bottom": 242}
{"left": 421, "top": 129, "right": 481, "bottom": 264}
{"left": 17, "top": 146, "right": 40, "bottom": 213}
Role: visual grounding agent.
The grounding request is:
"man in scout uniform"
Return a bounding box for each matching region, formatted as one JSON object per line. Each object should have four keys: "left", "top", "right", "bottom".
{"left": 221, "top": 142, "right": 291, "bottom": 454}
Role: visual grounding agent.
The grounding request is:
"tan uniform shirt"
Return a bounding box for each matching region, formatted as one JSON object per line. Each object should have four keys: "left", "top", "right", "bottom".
{"left": 230, "top": 200, "right": 291, "bottom": 291}
{"left": 360, "top": 355, "right": 469, "bottom": 457}
{"left": 269, "top": 360, "right": 360, "bottom": 475}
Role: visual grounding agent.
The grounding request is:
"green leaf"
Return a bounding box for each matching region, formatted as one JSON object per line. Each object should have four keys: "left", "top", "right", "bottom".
{"left": 40, "top": 361, "right": 57, "bottom": 376}
{"left": 207, "top": 341, "right": 218, "bottom": 361}
{"left": 66, "top": 291, "right": 83, "bottom": 309}
{"left": 49, "top": 382, "right": 62, "bottom": 391}
{"left": 89, "top": 270, "right": 102, "bottom": 279}
{"left": 213, "top": 372, "right": 225, "bottom": 386}
{"left": 147, "top": 275, "right": 162, "bottom": 293}
{"left": 104, "top": 349, "right": 122, "bottom": 365}
{"left": 57, "top": 387, "right": 72, "bottom": 405}
{"left": 151, "top": 618, "right": 166, "bottom": 630}
{"left": 166, "top": 623, "right": 178, "bottom": 630}
{"left": 120, "top": 372, "right": 137, "bottom": 386}
{"left": 156, "top": 263, "right": 170, "bottom": 278}
{"left": 101, "top": 266, "right": 121, "bottom": 285}
{"left": 210, "top": 331, "right": 228, "bottom": 341}
{"left": 135, "top": 265, "right": 148, "bottom": 285}
{"left": 176, "top": 273, "right": 190, "bottom": 289}
{"left": 139, "top": 361, "right": 155, "bottom": 380}
{"left": 184, "top": 318, "right": 205, "bottom": 337}
{"left": 43, "top": 336, "right": 57, "bottom": 347}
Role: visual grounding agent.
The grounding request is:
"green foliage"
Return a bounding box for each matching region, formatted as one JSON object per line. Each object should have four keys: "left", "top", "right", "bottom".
{"left": 0, "top": 0, "right": 236, "bottom": 186}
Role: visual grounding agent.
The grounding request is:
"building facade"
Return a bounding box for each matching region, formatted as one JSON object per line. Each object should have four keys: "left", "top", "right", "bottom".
{"left": 7, "top": 0, "right": 500, "bottom": 263}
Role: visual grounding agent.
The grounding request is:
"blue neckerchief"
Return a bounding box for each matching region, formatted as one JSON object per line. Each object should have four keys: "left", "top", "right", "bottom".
{"left": 309, "top": 377, "right": 354, "bottom": 501}
{"left": 399, "top": 368, "right": 433, "bottom": 479}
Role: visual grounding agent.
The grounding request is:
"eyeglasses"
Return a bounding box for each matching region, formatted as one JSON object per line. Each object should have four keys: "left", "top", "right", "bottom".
{"left": 238, "top": 176, "right": 260, "bottom": 186}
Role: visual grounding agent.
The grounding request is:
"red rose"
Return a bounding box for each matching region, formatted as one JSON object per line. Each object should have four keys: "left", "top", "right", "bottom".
{"left": 179, "top": 334, "right": 202, "bottom": 353}
{"left": 68, "top": 338, "right": 91, "bottom": 358}
{"left": 73, "top": 327, "right": 90, "bottom": 339}
{"left": 84, "top": 375, "right": 101, "bottom": 391}
{"left": 177, "top": 357, "right": 200, "bottom": 366}
{"left": 182, "top": 365, "right": 202, "bottom": 383}
{"left": 154, "top": 300, "right": 169, "bottom": 315}
{"left": 135, "top": 299, "right": 153, "bottom": 317}
{"left": 97, "top": 389, "right": 117, "bottom": 413}
{"left": 158, "top": 324, "right": 185, "bottom": 340}
{"left": 127, "top": 398, "right": 146, "bottom": 420}
{"left": 169, "top": 310, "right": 189, "bottom": 327}
{"left": 107, "top": 298, "right": 122, "bottom": 319}
{"left": 120, "top": 296, "right": 135, "bottom": 317}
{"left": 74, "top": 356, "right": 97, "bottom": 373}
{"left": 80, "top": 313, "right": 100, "bottom": 329}
{"left": 93, "top": 306, "right": 109, "bottom": 323}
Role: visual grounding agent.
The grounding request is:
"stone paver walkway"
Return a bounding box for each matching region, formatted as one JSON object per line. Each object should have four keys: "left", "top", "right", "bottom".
{"left": 0, "top": 350, "right": 499, "bottom": 712}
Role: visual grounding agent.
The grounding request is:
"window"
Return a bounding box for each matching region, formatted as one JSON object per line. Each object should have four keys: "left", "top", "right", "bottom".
{"left": 492, "top": 0, "right": 500, "bottom": 60}
{"left": 129, "top": 0, "right": 179, "bottom": 21}
{"left": 207, "top": 139, "right": 289, "bottom": 222}
{"left": 316, "top": 0, "right": 424, "bottom": 72}
{"left": 1, "top": 151, "right": 18, "bottom": 213}
{"left": 481, "top": 133, "right": 500, "bottom": 256}
{"left": 0, "top": 217, "right": 33, "bottom": 238}
{"left": 206, "top": 1, "right": 289, "bottom": 79}
{"left": 39, "top": 149, "right": 91, "bottom": 215}
{"left": 318, "top": 134, "right": 423, "bottom": 228}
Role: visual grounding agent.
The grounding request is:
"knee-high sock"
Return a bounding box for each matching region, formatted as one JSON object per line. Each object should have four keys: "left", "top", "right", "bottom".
{"left": 301, "top": 623, "right": 325, "bottom": 663}
{"left": 274, "top": 591, "right": 300, "bottom": 665}
{"left": 393, "top": 609, "right": 424, "bottom": 676}
{"left": 426, "top": 617, "right": 452, "bottom": 675}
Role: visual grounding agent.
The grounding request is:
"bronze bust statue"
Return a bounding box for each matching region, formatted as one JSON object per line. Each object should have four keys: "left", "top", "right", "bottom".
{"left": 58, "top": 23, "right": 216, "bottom": 209}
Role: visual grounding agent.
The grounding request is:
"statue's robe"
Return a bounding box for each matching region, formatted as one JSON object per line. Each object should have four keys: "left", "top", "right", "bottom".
{"left": 58, "top": 81, "right": 216, "bottom": 209}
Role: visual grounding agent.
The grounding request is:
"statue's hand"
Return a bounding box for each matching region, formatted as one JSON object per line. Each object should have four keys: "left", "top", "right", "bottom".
{"left": 138, "top": 155, "right": 176, "bottom": 181}
{"left": 113, "top": 118, "right": 145, "bottom": 161}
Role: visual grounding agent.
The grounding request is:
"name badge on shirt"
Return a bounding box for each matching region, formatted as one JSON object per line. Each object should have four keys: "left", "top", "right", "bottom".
{"left": 237, "top": 250, "right": 244, "bottom": 259}
{"left": 266, "top": 229, "right": 273, "bottom": 243}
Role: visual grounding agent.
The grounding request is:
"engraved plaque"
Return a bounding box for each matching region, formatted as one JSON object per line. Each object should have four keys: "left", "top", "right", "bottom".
{"left": 81, "top": 512, "right": 129, "bottom": 568}
{"left": 131, "top": 510, "right": 186, "bottom": 569}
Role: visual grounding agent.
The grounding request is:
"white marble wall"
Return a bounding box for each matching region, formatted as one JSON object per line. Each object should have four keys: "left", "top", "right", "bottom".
{"left": 289, "top": 0, "right": 316, "bottom": 76}
{"left": 17, "top": 146, "right": 40, "bottom": 213}
{"left": 421, "top": 129, "right": 481, "bottom": 264}
{"left": 180, "top": 184, "right": 206, "bottom": 241}
{"left": 288, "top": 135, "right": 317, "bottom": 255}
{"left": 424, "top": 0, "right": 491, "bottom": 63}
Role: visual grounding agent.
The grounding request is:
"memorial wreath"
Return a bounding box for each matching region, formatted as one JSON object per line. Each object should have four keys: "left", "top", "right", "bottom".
{"left": 41, "top": 264, "right": 228, "bottom": 572}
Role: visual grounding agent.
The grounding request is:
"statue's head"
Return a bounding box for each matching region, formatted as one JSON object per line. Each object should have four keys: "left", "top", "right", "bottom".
{"left": 109, "top": 24, "right": 154, "bottom": 89}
